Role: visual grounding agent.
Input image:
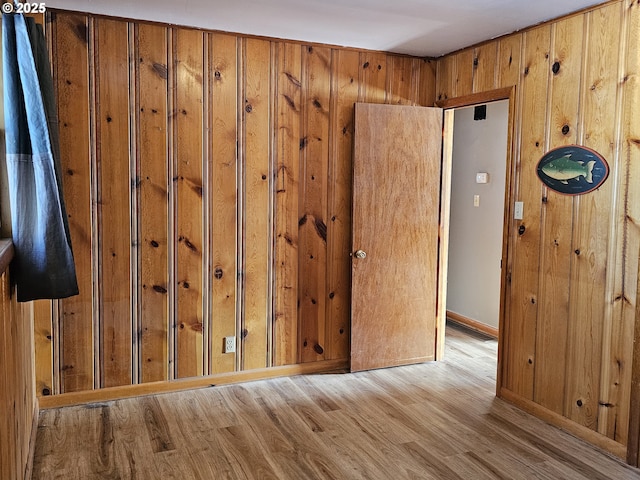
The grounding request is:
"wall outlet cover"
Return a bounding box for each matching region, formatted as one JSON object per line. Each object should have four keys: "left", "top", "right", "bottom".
{"left": 224, "top": 336, "right": 236, "bottom": 353}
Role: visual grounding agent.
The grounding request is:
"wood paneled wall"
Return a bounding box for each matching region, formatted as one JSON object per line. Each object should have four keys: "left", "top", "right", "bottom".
{"left": 0, "top": 254, "right": 37, "bottom": 479}
{"left": 37, "top": 11, "right": 435, "bottom": 397}
{"left": 436, "top": 0, "right": 640, "bottom": 457}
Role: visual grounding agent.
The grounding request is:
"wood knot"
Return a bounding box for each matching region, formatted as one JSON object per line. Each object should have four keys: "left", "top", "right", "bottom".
{"left": 150, "top": 240, "right": 160, "bottom": 248}
{"left": 562, "top": 124, "right": 570, "bottom": 135}
{"left": 552, "top": 61, "right": 560, "bottom": 75}
{"left": 518, "top": 225, "right": 526, "bottom": 236}
{"left": 576, "top": 399, "right": 583, "bottom": 407}
{"left": 283, "top": 94, "right": 296, "bottom": 110}
{"left": 575, "top": 249, "right": 581, "bottom": 255}
{"left": 329, "top": 292, "right": 335, "bottom": 299}
{"left": 245, "top": 104, "right": 253, "bottom": 113}
{"left": 313, "top": 344, "right": 324, "bottom": 354}
{"left": 214, "top": 268, "right": 223, "bottom": 279}
{"left": 152, "top": 62, "right": 168, "bottom": 80}
{"left": 153, "top": 285, "right": 168, "bottom": 294}
{"left": 363, "top": 61, "right": 370, "bottom": 69}
{"left": 473, "top": 57, "right": 479, "bottom": 67}
{"left": 182, "top": 238, "right": 198, "bottom": 253}
{"left": 42, "top": 388, "right": 51, "bottom": 396}
{"left": 524, "top": 66, "right": 530, "bottom": 76}
{"left": 214, "top": 70, "right": 222, "bottom": 79}
{"left": 314, "top": 217, "right": 327, "bottom": 242}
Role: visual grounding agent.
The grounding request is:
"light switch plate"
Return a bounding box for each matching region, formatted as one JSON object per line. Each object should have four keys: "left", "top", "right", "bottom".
{"left": 514, "top": 201, "right": 524, "bottom": 220}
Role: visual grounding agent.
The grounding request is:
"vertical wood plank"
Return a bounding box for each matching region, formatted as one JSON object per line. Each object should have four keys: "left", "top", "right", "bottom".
{"left": 504, "top": 25, "right": 551, "bottom": 399}
{"left": 5, "top": 276, "right": 15, "bottom": 479}
{"left": 299, "top": 45, "right": 331, "bottom": 363}
{"left": 633, "top": 251, "right": 640, "bottom": 465}
{"left": 418, "top": 59, "right": 437, "bottom": 106}
{"left": 455, "top": 49, "right": 474, "bottom": 97}
{"left": 359, "top": 51, "right": 387, "bottom": 103}
{"left": 619, "top": 0, "right": 640, "bottom": 456}
{"left": 0, "top": 273, "right": 10, "bottom": 480}
{"left": 0, "top": 267, "right": 36, "bottom": 480}
{"left": 242, "top": 38, "right": 272, "bottom": 370}
{"left": 387, "top": 56, "right": 414, "bottom": 105}
{"left": 565, "top": 3, "right": 622, "bottom": 432}
{"left": 137, "top": 23, "right": 170, "bottom": 383}
{"left": 326, "top": 48, "right": 359, "bottom": 361}
{"left": 53, "top": 12, "right": 94, "bottom": 393}
{"left": 96, "top": 18, "right": 132, "bottom": 388}
{"left": 273, "top": 42, "right": 302, "bottom": 366}
{"left": 473, "top": 43, "right": 498, "bottom": 93}
{"left": 497, "top": 35, "right": 523, "bottom": 89}
{"left": 210, "top": 33, "right": 239, "bottom": 374}
{"left": 174, "top": 28, "right": 205, "bottom": 378}
{"left": 33, "top": 300, "right": 53, "bottom": 396}
{"left": 534, "top": 15, "right": 584, "bottom": 415}
{"left": 436, "top": 54, "right": 455, "bottom": 101}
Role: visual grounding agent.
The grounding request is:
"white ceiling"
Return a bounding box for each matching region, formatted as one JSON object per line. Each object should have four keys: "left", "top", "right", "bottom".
{"left": 47, "top": 0, "right": 604, "bottom": 57}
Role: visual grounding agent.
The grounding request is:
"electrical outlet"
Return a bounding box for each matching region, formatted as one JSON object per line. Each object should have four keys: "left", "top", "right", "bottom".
{"left": 224, "top": 336, "right": 236, "bottom": 353}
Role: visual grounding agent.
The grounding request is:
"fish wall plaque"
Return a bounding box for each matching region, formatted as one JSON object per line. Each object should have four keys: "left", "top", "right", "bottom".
{"left": 536, "top": 145, "right": 609, "bottom": 195}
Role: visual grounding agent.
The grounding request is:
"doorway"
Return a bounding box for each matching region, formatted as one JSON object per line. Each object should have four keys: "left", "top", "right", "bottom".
{"left": 445, "top": 100, "right": 509, "bottom": 339}
{"left": 437, "top": 88, "right": 516, "bottom": 393}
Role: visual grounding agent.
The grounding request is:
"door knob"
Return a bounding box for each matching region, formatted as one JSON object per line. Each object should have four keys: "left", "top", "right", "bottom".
{"left": 354, "top": 250, "right": 367, "bottom": 259}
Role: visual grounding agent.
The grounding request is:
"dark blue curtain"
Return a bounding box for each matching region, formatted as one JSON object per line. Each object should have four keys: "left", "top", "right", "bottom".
{"left": 3, "top": 13, "right": 78, "bottom": 301}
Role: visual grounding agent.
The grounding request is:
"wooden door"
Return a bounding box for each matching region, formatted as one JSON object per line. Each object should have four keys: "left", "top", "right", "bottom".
{"left": 351, "top": 103, "right": 443, "bottom": 372}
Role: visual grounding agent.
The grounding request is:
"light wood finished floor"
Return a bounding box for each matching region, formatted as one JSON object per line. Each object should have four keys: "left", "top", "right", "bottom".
{"left": 33, "top": 324, "right": 640, "bottom": 479}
